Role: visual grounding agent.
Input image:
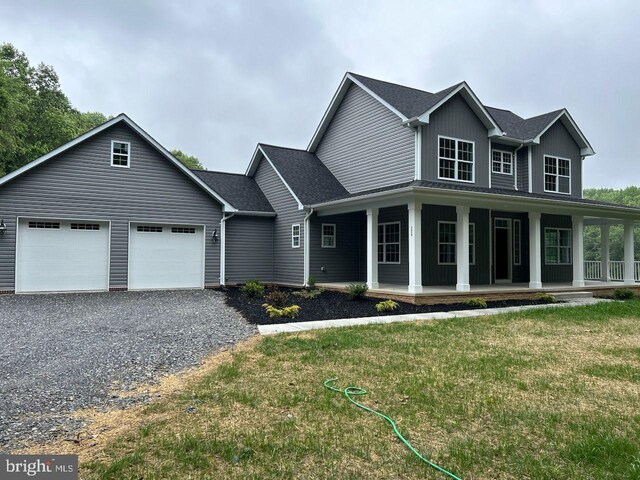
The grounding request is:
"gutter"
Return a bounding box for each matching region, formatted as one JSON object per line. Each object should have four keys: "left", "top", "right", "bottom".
{"left": 219, "top": 212, "right": 236, "bottom": 286}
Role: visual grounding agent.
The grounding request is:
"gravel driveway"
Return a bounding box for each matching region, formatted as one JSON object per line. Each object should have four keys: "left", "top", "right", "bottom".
{"left": 0, "top": 289, "right": 255, "bottom": 452}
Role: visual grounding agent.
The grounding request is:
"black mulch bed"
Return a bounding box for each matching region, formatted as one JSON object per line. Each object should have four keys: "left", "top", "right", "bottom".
{"left": 224, "top": 286, "right": 553, "bottom": 325}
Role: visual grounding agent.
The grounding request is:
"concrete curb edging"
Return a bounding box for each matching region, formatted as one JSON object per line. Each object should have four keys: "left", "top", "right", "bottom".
{"left": 257, "top": 298, "right": 608, "bottom": 335}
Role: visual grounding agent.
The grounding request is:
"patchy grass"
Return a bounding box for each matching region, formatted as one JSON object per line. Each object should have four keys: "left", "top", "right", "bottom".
{"left": 67, "top": 301, "right": 640, "bottom": 478}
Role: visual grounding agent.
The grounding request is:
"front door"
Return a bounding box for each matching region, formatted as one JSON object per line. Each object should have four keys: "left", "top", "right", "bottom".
{"left": 494, "top": 218, "right": 512, "bottom": 282}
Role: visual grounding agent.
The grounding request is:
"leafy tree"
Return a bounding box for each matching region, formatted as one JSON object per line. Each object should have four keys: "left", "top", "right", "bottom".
{"left": 171, "top": 149, "right": 205, "bottom": 170}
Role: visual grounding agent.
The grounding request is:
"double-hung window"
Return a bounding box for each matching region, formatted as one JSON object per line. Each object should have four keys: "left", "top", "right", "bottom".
{"left": 377, "top": 222, "right": 400, "bottom": 264}
{"left": 438, "top": 222, "right": 475, "bottom": 265}
{"left": 111, "top": 140, "right": 130, "bottom": 167}
{"left": 321, "top": 224, "right": 336, "bottom": 248}
{"left": 544, "top": 156, "right": 571, "bottom": 194}
{"left": 291, "top": 224, "right": 301, "bottom": 248}
{"left": 544, "top": 228, "right": 572, "bottom": 265}
{"left": 438, "top": 136, "right": 474, "bottom": 182}
{"left": 492, "top": 150, "right": 513, "bottom": 174}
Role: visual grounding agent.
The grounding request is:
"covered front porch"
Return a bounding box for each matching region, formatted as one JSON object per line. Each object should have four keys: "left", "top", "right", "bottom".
{"left": 308, "top": 185, "right": 640, "bottom": 298}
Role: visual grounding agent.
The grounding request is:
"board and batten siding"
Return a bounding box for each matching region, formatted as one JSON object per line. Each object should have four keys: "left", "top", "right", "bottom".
{"left": 252, "top": 158, "right": 305, "bottom": 285}
{"left": 531, "top": 121, "right": 582, "bottom": 198}
{"left": 517, "top": 147, "right": 529, "bottom": 191}
{"left": 490, "top": 142, "right": 516, "bottom": 190}
{"left": 421, "top": 93, "right": 490, "bottom": 187}
{"left": 0, "top": 123, "right": 223, "bottom": 291}
{"left": 225, "top": 216, "right": 274, "bottom": 284}
{"left": 541, "top": 213, "right": 573, "bottom": 283}
{"left": 314, "top": 84, "right": 414, "bottom": 194}
{"left": 378, "top": 206, "right": 409, "bottom": 285}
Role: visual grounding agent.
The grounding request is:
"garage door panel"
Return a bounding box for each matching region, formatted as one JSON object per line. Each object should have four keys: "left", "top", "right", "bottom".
{"left": 16, "top": 219, "right": 110, "bottom": 293}
{"left": 128, "top": 223, "right": 204, "bottom": 290}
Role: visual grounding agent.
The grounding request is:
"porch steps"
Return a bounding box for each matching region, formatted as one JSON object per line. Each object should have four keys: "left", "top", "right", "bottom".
{"left": 548, "top": 291, "right": 594, "bottom": 301}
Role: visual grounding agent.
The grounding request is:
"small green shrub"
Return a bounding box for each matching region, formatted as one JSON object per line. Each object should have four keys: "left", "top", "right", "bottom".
{"left": 463, "top": 297, "right": 487, "bottom": 309}
{"left": 613, "top": 288, "right": 635, "bottom": 300}
{"left": 535, "top": 292, "right": 558, "bottom": 304}
{"left": 241, "top": 280, "right": 265, "bottom": 298}
{"left": 307, "top": 276, "right": 316, "bottom": 288}
{"left": 293, "top": 288, "right": 324, "bottom": 300}
{"left": 262, "top": 304, "right": 301, "bottom": 319}
{"left": 346, "top": 283, "right": 369, "bottom": 300}
{"left": 375, "top": 299, "right": 399, "bottom": 313}
{"left": 264, "top": 288, "right": 290, "bottom": 308}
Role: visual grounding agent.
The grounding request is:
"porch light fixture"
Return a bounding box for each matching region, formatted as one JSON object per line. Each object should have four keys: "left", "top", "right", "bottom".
{"left": 212, "top": 229, "right": 218, "bottom": 242}
{"left": 0, "top": 220, "right": 6, "bottom": 235}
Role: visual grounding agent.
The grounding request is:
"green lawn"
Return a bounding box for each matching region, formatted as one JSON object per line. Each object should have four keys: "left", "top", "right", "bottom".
{"left": 83, "top": 301, "right": 640, "bottom": 479}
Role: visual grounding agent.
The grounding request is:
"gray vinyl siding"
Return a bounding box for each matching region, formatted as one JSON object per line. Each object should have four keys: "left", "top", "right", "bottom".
{"left": 421, "top": 205, "right": 490, "bottom": 286}
{"left": 490, "top": 142, "right": 516, "bottom": 190}
{"left": 225, "top": 216, "right": 274, "bottom": 284}
{"left": 253, "top": 158, "right": 305, "bottom": 285}
{"left": 315, "top": 84, "right": 414, "bottom": 194}
{"left": 517, "top": 147, "right": 529, "bottom": 191}
{"left": 531, "top": 121, "right": 582, "bottom": 198}
{"left": 541, "top": 213, "right": 573, "bottom": 283}
{"left": 378, "top": 206, "right": 409, "bottom": 285}
{"left": 421, "top": 93, "right": 490, "bottom": 187}
{"left": 0, "top": 123, "right": 223, "bottom": 291}
{"left": 309, "top": 212, "right": 365, "bottom": 282}
{"left": 491, "top": 211, "right": 529, "bottom": 283}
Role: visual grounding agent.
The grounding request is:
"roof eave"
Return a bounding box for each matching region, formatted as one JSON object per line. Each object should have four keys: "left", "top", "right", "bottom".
{"left": 531, "top": 110, "right": 595, "bottom": 157}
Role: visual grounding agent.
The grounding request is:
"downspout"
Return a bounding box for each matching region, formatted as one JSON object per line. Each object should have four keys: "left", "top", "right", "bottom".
{"left": 303, "top": 208, "right": 314, "bottom": 286}
{"left": 219, "top": 212, "right": 236, "bottom": 286}
{"left": 513, "top": 144, "right": 524, "bottom": 191}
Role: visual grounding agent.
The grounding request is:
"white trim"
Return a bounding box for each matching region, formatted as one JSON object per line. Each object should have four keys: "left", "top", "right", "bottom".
{"left": 291, "top": 224, "right": 301, "bottom": 248}
{"left": 544, "top": 227, "right": 572, "bottom": 265}
{"left": 543, "top": 155, "right": 572, "bottom": 195}
{"left": 0, "top": 114, "right": 238, "bottom": 212}
{"left": 110, "top": 140, "right": 131, "bottom": 168}
{"left": 437, "top": 135, "right": 475, "bottom": 183}
{"left": 321, "top": 223, "right": 336, "bottom": 248}
{"left": 303, "top": 209, "right": 313, "bottom": 285}
{"left": 438, "top": 220, "right": 475, "bottom": 266}
{"left": 491, "top": 149, "right": 514, "bottom": 175}
{"left": 366, "top": 208, "right": 379, "bottom": 289}
{"left": 407, "top": 200, "right": 422, "bottom": 293}
{"left": 377, "top": 221, "right": 401, "bottom": 264}
{"left": 219, "top": 213, "right": 235, "bottom": 286}
{"left": 623, "top": 220, "right": 635, "bottom": 284}
{"left": 437, "top": 221, "right": 457, "bottom": 265}
{"left": 414, "top": 125, "right": 423, "bottom": 180}
{"left": 15, "top": 216, "right": 111, "bottom": 294}
{"left": 493, "top": 217, "right": 513, "bottom": 282}
{"left": 529, "top": 211, "right": 543, "bottom": 289}
{"left": 488, "top": 142, "right": 492, "bottom": 189}
{"left": 532, "top": 110, "right": 595, "bottom": 156}
{"left": 232, "top": 210, "right": 277, "bottom": 217}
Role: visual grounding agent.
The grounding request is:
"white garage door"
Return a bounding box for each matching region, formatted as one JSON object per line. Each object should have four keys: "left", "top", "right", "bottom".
{"left": 16, "top": 218, "right": 110, "bottom": 293}
{"left": 128, "top": 223, "right": 205, "bottom": 290}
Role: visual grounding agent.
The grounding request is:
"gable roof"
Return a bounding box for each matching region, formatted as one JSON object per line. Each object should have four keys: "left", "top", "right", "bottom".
{"left": 191, "top": 170, "right": 274, "bottom": 214}
{"left": 0, "top": 113, "right": 238, "bottom": 211}
{"left": 246, "top": 144, "right": 349, "bottom": 207}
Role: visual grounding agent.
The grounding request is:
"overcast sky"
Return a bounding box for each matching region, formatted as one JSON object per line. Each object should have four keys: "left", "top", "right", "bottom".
{"left": 1, "top": 0, "right": 639, "bottom": 188}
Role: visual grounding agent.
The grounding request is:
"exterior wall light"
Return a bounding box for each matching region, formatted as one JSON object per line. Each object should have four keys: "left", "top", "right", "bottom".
{"left": 212, "top": 229, "right": 218, "bottom": 242}
{"left": 0, "top": 220, "right": 6, "bottom": 235}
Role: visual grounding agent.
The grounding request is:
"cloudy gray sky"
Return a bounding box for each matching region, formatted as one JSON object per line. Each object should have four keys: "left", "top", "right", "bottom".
{"left": 1, "top": 0, "right": 639, "bottom": 188}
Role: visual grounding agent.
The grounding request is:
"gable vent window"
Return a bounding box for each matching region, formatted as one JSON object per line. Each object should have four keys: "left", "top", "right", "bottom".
{"left": 544, "top": 156, "right": 571, "bottom": 194}
{"left": 71, "top": 223, "right": 100, "bottom": 230}
{"left": 171, "top": 227, "right": 196, "bottom": 234}
{"left": 438, "top": 136, "right": 474, "bottom": 182}
{"left": 111, "top": 140, "right": 130, "bottom": 167}
{"left": 28, "top": 221, "right": 60, "bottom": 229}
{"left": 137, "top": 225, "right": 163, "bottom": 233}
{"left": 492, "top": 150, "right": 513, "bottom": 175}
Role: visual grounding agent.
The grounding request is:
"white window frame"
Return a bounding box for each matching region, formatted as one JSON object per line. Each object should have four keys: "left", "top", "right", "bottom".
{"left": 291, "top": 224, "right": 301, "bottom": 248}
{"left": 438, "top": 221, "right": 475, "bottom": 265}
{"left": 492, "top": 149, "right": 513, "bottom": 175}
{"left": 437, "top": 135, "right": 475, "bottom": 183}
{"left": 321, "top": 223, "right": 336, "bottom": 248}
{"left": 543, "top": 155, "right": 571, "bottom": 195}
{"left": 377, "top": 222, "right": 401, "bottom": 264}
{"left": 544, "top": 227, "right": 572, "bottom": 265}
{"left": 111, "top": 140, "right": 131, "bottom": 168}
{"left": 513, "top": 219, "right": 521, "bottom": 265}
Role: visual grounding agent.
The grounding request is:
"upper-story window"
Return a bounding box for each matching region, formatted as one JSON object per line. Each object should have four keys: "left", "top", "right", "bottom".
{"left": 438, "top": 136, "right": 474, "bottom": 183}
{"left": 111, "top": 140, "right": 130, "bottom": 168}
{"left": 492, "top": 150, "right": 513, "bottom": 175}
{"left": 544, "top": 155, "right": 570, "bottom": 194}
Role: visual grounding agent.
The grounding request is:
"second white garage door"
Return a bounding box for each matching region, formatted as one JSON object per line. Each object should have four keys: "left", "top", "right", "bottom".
{"left": 128, "top": 223, "right": 205, "bottom": 290}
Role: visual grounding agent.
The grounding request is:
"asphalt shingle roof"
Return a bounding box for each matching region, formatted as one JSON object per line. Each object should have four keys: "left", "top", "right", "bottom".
{"left": 259, "top": 144, "right": 349, "bottom": 205}
{"left": 191, "top": 170, "right": 274, "bottom": 212}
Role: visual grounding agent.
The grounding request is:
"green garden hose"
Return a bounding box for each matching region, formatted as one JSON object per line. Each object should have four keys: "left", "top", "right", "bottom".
{"left": 323, "top": 378, "right": 462, "bottom": 480}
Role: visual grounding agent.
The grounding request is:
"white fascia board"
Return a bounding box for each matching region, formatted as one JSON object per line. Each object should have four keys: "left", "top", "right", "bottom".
{"left": 233, "top": 210, "right": 277, "bottom": 217}
{"left": 259, "top": 146, "right": 305, "bottom": 210}
{"left": 0, "top": 113, "right": 239, "bottom": 212}
{"left": 245, "top": 144, "right": 263, "bottom": 176}
{"left": 532, "top": 110, "right": 595, "bottom": 157}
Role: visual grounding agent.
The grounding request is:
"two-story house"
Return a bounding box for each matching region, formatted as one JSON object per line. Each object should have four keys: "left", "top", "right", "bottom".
{"left": 1, "top": 72, "right": 639, "bottom": 296}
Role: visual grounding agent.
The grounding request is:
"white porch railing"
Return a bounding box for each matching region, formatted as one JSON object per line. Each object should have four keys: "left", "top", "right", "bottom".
{"left": 583, "top": 260, "right": 640, "bottom": 281}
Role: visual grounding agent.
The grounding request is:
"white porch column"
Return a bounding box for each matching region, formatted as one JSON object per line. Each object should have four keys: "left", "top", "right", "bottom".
{"left": 623, "top": 219, "right": 635, "bottom": 285}
{"left": 456, "top": 205, "right": 470, "bottom": 292}
{"left": 366, "top": 208, "right": 379, "bottom": 289}
{"left": 529, "top": 211, "right": 542, "bottom": 289}
{"left": 572, "top": 215, "right": 585, "bottom": 287}
{"left": 408, "top": 201, "right": 423, "bottom": 293}
{"left": 600, "top": 224, "right": 610, "bottom": 282}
